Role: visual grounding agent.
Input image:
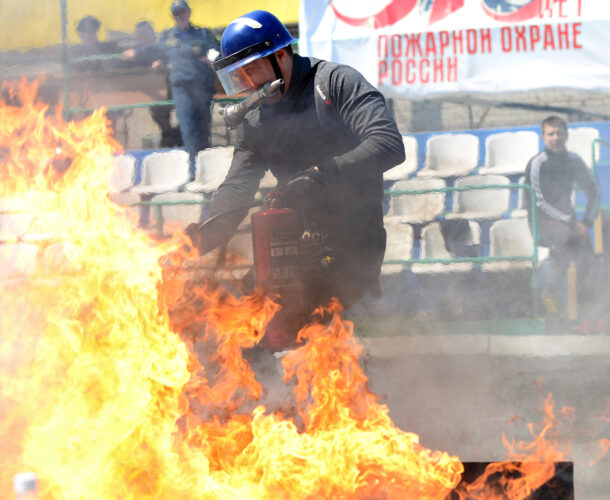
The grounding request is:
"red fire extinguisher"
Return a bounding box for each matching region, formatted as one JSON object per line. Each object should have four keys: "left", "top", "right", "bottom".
{"left": 184, "top": 192, "right": 309, "bottom": 351}
{"left": 251, "top": 192, "right": 305, "bottom": 351}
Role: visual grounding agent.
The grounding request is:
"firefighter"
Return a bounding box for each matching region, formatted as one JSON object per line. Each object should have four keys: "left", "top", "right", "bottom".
{"left": 189, "top": 10, "right": 405, "bottom": 316}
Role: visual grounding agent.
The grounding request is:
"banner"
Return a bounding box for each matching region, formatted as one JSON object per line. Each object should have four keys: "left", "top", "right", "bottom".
{"left": 299, "top": 0, "right": 610, "bottom": 97}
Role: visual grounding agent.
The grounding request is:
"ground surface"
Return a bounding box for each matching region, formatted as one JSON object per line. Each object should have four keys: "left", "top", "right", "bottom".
{"left": 358, "top": 334, "right": 610, "bottom": 499}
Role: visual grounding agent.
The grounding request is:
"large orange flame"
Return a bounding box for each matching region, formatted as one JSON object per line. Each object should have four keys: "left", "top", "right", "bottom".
{"left": 0, "top": 81, "right": 578, "bottom": 499}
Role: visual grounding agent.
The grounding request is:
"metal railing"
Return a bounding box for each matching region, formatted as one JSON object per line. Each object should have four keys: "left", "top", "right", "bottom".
{"left": 590, "top": 138, "right": 609, "bottom": 256}
{"left": 131, "top": 197, "right": 212, "bottom": 237}
{"left": 591, "top": 137, "right": 610, "bottom": 176}
{"left": 124, "top": 182, "right": 541, "bottom": 316}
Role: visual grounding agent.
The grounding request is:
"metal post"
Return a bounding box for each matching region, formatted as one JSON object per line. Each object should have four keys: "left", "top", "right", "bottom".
{"left": 155, "top": 205, "right": 164, "bottom": 238}
{"left": 60, "top": 0, "right": 71, "bottom": 120}
{"left": 528, "top": 184, "right": 540, "bottom": 319}
{"left": 567, "top": 262, "right": 578, "bottom": 320}
{"left": 592, "top": 139, "right": 604, "bottom": 255}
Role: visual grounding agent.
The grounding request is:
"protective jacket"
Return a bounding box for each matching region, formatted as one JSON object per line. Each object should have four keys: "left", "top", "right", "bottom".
{"left": 207, "top": 54, "right": 405, "bottom": 303}
{"left": 159, "top": 24, "right": 218, "bottom": 90}
{"left": 524, "top": 148, "right": 600, "bottom": 245}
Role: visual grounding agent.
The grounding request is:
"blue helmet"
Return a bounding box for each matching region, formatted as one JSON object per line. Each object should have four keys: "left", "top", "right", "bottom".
{"left": 213, "top": 10, "right": 296, "bottom": 95}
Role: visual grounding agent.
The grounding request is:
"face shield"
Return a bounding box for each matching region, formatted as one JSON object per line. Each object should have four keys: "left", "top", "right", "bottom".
{"left": 214, "top": 36, "right": 287, "bottom": 96}
{"left": 214, "top": 53, "right": 263, "bottom": 96}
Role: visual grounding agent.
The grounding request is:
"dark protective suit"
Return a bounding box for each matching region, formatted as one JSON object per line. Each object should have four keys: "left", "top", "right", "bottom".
{"left": 205, "top": 54, "right": 405, "bottom": 309}
{"left": 524, "top": 147, "right": 601, "bottom": 318}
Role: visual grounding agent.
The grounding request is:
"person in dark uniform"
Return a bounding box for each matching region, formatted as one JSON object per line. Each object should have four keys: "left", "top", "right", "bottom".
{"left": 70, "top": 16, "right": 124, "bottom": 135}
{"left": 524, "top": 115, "right": 601, "bottom": 322}
{"left": 188, "top": 10, "right": 405, "bottom": 318}
{"left": 71, "top": 15, "right": 119, "bottom": 72}
{"left": 122, "top": 21, "right": 183, "bottom": 148}
{"left": 155, "top": 0, "right": 220, "bottom": 180}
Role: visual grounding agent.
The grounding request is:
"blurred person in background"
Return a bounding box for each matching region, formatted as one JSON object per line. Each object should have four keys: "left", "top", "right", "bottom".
{"left": 153, "top": 0, "right": 220, "bottom": 180}
{"left": 123, "top": 21, "right": 182, "bottom": 148}
{"left": 524, "top": 115, "right": 601, "bottom": 329}
{"left": 70, "top": 15, "right": 123, "bottom": 136}
{"left": 71, "top": 15, "right": 119, "bottom": 72}
{"left": 130, "top": 21, "right": 159, "bottom": 61}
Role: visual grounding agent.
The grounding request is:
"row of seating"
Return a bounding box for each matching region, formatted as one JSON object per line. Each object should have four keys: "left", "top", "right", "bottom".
{"left": 107, "top": 155, "right": 521, "bottom": 229}
{"left": 109, "top": 147, "right": 257, "bottom": 227}
{"left": 2, "top": 128, "right": 595, "bottom": 312}
{"left": 383, "top": 217, "right": 549, "bottom": 276}
{"left": 385, "top": 126, "right": 600, "bottom": 182}
{"left": 108, "top": 125, "right": 599, "bottom": 226}
{"left": 109, "top": 146, "right": 270, "bottom": 199}
{"left": 0, "top": 212, "right": 545, "bottom": 280}
{"left": 386, "top": 173, "right": 532, "bottom": 223}
{"left": 103, "top": 146, "right": 544, "bottom": 274}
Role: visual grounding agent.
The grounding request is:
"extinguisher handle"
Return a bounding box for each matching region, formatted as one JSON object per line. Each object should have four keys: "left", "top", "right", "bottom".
{"left": 266, "top": 191, "right": 284, "bottom": 208}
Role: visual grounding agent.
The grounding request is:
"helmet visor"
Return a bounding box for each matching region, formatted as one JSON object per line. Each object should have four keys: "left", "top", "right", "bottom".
{"left": 215, "top": 53, "right": 264, "bottom": 95}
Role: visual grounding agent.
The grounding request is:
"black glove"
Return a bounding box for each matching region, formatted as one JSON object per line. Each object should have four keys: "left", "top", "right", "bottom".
{"left": 281, "top": 162, "right": 340, "bottom": 210}
{"left": 309, "top": 160, "right": 341, "bottom": 184}
{"left": 184, "top": 222, "right": 203, "bottom": 252}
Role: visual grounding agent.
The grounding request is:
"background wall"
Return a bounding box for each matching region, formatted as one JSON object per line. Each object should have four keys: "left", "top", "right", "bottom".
{"left": 393, "top": 89, "right": 610, "bottom": 135}
{"left": 0, "top": 0, "right": 300, "bottom": 50}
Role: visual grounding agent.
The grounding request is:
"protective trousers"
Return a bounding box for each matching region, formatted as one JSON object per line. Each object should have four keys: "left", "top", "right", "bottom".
{"left": 544, "top": 229, "right": 599, "bottom": 320}
{"left": 172, "top": 83, "right": 213, "bottom": 180}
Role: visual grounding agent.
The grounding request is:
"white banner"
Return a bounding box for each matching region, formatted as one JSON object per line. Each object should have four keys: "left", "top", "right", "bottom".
{"left": 299, "top": 0, "right": 610, "bottom": 97}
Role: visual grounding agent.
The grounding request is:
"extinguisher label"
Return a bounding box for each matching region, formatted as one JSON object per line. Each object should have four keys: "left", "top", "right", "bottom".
{"left": 269, "top": 230, "right": 301, "bottom": 289}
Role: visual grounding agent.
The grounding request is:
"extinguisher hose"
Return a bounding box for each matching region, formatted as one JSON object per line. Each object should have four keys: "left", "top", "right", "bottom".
{"left": 220, "top": 79, "right": 284, "bottom": 127}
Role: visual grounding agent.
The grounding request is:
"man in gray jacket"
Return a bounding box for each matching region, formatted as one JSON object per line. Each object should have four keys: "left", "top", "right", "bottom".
{"left": 525, "top": 115, "right": 601, "bottom": 322}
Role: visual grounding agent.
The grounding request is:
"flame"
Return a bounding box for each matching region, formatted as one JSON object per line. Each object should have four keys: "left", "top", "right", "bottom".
{"left": 590, "top": 439, "right": 610, "bottom": 467}
{"left": 0, "top": 81, "right": 585, "bottom": 499}
{"left": 454, "top": 392, "right": 573, "bottom": 499}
